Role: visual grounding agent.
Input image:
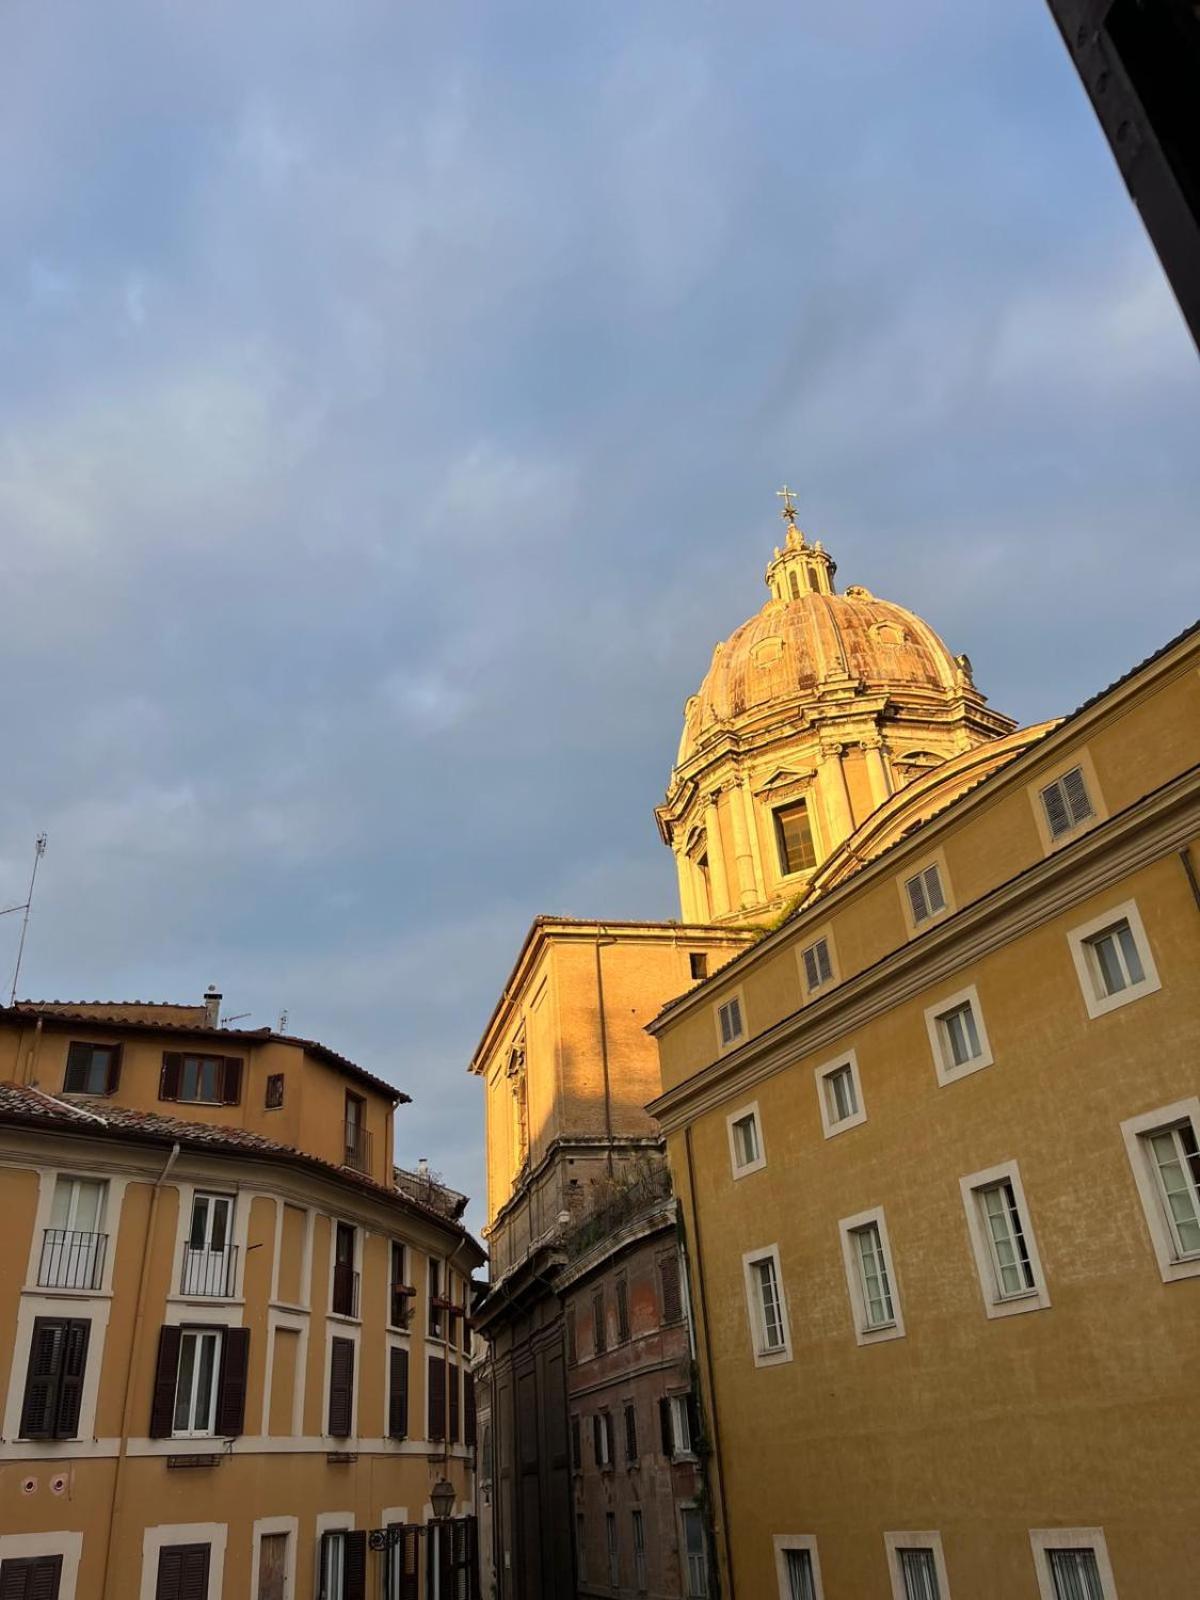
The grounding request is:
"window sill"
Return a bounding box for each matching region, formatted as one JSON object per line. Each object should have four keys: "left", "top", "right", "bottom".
{"left": 27, "top": 1283, "right": 112, "bottom": 1300}
{"left": 328, "top": 1310, "right": 362, "bottom": 1326}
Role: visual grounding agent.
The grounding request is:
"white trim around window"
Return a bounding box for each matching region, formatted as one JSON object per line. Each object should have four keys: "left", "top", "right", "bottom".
{"left": 959, "top": 1161, "right": 1051, "bottom": 1318}
{"left": 884, "top": 1531, "right": 951, "bottom": 1600}
{"left": 923, "top": 984, "right": 993, "bottom": 1087}
{"left": 1028, "top": 748, "right": 1106, "bottom": 855}
{"left": 0, "top": 1531, "right": 83, "bottom": 1600}
{"left": 714, "top": 987, "right": 748, "bottom": 1056}
{"left": 1066, "top": 899, "right": 1161, "bottom": 1020}
{"left": 741, "top": 1244, "right": 792, "bottom": 1368}
{"left": 1029, "top": 1527, "right": 1118, "bottom": 1600}
{"left": 773, "top": 1534, "right": 825, "bottom": 1599}
{"left": 139, "top": 1522, "right": 227, "bottom": 1600}
{"left": 250, "top": 1517, "right": 297, "bottom": 1600}
{"left": 815, "top": 1050, "right": 866, "bottom": 1139}
{"left": 726, "top": 1102, "right": 766, "bottom": 1178}
{"left": 1120, "top": 1097, "right": 1200, "bottom": 1284}
{"left": 797, "top": 924, "right": 838, "bottom": 998}
{"left": 838, "top": 1207, "right": 904, "bottom": 1346}
{"left": 898, "top": 848, "right": 954, "bottom": 938}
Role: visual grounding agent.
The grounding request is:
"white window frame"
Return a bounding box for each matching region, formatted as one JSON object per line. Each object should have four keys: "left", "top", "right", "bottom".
{"left": 773, "top": 1534, "right": 825, "bottom": 1599}
{"left": 139, "top": 1522, "right": 226, "bottom": 1600}
{"left": 741, "top": 1244, "right": 792, "bottom": 1367}
{"left": 815, "top": 1050, "right": 866, "bottom": 1139}
{"left": 1029, "top": 749, "right": 1106, "bottom": 854}
{"left": 1120, "top": 1097, "right": 1200, "bottom": 1283}
{"left": 923, "top": 984, "right": 993, "bottom": 1087}
{"left": 172, "top": 1326, "right": 223, "bottom": 1438}
{"left": 885, "top": 1531, "right": 951, "bottom": 1600}
{"left": 959, "top": 1160, "right": 1050, "bottom": 1318}
{"left": 899, "top": 850, "right": 953, "bottom": 937}
{"left": 726, "top": 1102, "right": 766, "bottom": 1178}
{"left": 678, "top": 1504, "right": 709, "bottom": 1600}
{"left": 666, "top": 1394, "right": 695, "bottom": 1460}
{"left": 797, "top": 926, "right": 838, "bottom": 997}
{"left": 1066, "top": 899, "right": 1161, "bottom": 1020}
{"left": 714, "top": 988, "right": 747, "bottom": 1056}
{"left": 0, "top": 1533, "right": 83, "bottom": 1600}
{"left": 839, "top": 1207, "right": 904, "bottom": 1346}
{"left": 631, "top": 1509, "right": 646, "bottom": 1591}
{"left": 1028, "top": 1528, "right": 1118, "bottom": 1600}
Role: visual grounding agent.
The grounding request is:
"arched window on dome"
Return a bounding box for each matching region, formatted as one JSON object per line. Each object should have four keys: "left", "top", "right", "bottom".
{"left": 788, "top": 570, "right": 800, "bottom": 600}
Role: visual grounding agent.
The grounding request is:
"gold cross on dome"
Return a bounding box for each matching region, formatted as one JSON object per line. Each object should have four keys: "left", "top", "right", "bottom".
{"left": 776, "top": 484, "right": 798, "bottom": 524}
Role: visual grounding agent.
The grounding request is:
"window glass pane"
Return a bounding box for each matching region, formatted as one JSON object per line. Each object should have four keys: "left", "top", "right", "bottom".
{"left": 754, "top": 1259, "right": 783, "bottom": 1349}
{"left": 775, "top": 803, "right": 816, "bottom": 875}
{"left": 981, "top": 1182, "right": 1034, "bottom": 1295}
{"left": 1091, "top": 931, "right": 1127, "bottom": 994}
{"left": 195, "top": 1332, "right": 218, "bottom": 1432}
{"left": 734, "top": 1116, "right": 758, "bottom": 1165}
{"left": 828, "top": 1065, "right": 856, "bottom": 1121}
{"left": 1149, "top": 1127, "right": 1200, "bottom": 1254}
{"left": 785, "top": 1549, "right": 816, "bottom": 1600}
{"left": 942, "top": 1004, "right": 980, "bottom": 1067}
{"left": 1115, "top": 922, "right": 1145, "bottom": 984}
{"left": 174, "top": 1334, "right": 197, "bottom": 1431}
{"left": 854, "top": 1224, "right": 894, "bottom": 1326}
{"left": 1048, "top": 1547, "right": 1105, "bottom": 1600}
{"left": 923, "top": 866, "right": 945, "bottom": 913}
{"left": 899, "top": 1547, "right": 940, "bottom": 1600}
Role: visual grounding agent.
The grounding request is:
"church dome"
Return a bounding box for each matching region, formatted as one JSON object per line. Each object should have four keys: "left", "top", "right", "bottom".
{"left": 679, "top": 583, "right": 963, "bottom": 765}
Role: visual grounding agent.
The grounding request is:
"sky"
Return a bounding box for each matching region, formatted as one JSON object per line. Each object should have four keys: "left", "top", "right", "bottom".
{"left": 2, "top": 0, "right": 1198, "bottom": 1236}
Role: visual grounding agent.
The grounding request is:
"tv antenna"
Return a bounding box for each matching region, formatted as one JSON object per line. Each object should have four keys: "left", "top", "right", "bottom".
{"left": 5, "top": 834, "right": 48, "bottom": 1007}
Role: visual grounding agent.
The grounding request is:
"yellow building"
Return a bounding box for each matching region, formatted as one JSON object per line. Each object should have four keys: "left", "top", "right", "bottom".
{"left": 0, "top": 995, "right": 484, "bottom": 1600}
{"left": 648, "top": 512, "right": 1200, "bottom": 1599}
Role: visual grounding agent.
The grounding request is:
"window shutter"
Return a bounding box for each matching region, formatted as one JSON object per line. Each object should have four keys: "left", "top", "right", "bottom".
{"left": 816, "top": 939, "right": 833, "bottom": 983}
{"left": 624, "top": 1404, "right": 638, "bottom": 1462}
{"left": 215, "top": 1326, "right": 249, "bottom": 1437}
{"left": 388, "top": 1346, "right": 409, "bottom": 1439}
{"left": 685, "top": 1393, "right": 700, "bottom": 1452}
{"left": 63, "top": 1042, "right": 90, "bottom": 1093}
{"left": 659, "top": 1398, "right": 673, "bottom": 1457}
{"left": 105, "top": 1045, "right": 123, "bottom": 1094}
{"left": 906, "top": 874, "right": 929, "bottom": 923}
{"left": 616, "top": 1279, "right": 630, "bottom": 1343}
{"left": 328, "top": 1338, "right": 355, "bottom": 1438}
{"left": 659, "top": 1255, "right": 682, "bottom": 1323}
{"left": 159, "top": 1053, "right": 183, "bottom": 1101}
{"left": 570, "top": 1414, "right": 581, "bottom": 1469}
{"left": 924, "top": 865, "right": 945, "bottom": 913}
{"left": 1063, "top": 766, "right": 1094, "bottom": 826}
{"left": 149, "top": 1325, "right": 183, "bottom": 1438}
{"left": 343, "top": 1532, "right": 367, "bottom": 1600}
{"left": 448, "top": 1363, "right": 461, "bottom": 1443}
{"left": 0, "top": 1556, "right": 64, "bottom": 1600}
{"left": 221, "top": 1058, "right": 244, "bottom": 1105}
{"left": 592, "top": 1414, "right": 602, "bottom": 1464}
{"left": 54, "top": 1319, "right": 90, "bottom": 1439}
{"left": 803, "top": 947, "right": 820, "bottom": 989}
{"left": 427, "top": 1354, "right": 446, "bottom": 1441}
{"left": 605, "top": 1411, "right": 615, "bottom": 1463}
{"left": 19, "top": 1319, "right": 65, "bottom": 1439}
{"left": 464, "top": 1369, "right": 476, "bottom": 1448}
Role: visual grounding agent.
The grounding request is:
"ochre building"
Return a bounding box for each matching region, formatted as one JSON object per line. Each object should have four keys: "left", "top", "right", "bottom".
{"left": 0, "top": 995, "right": 484, "bottom": 1600}
{"left": 648, "top": 512, "right": 1200, "bottom": 1599}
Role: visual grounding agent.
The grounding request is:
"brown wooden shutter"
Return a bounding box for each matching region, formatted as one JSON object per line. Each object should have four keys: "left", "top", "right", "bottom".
{"left": 592, "top": 1413, "right": 602, "bottom": 1464}
{"left": 659, "top": 1255, "right": 682, "bottom": 1323}
{"left": 63, "top": 1042, "right": 90, "bottom": 1093}
{"left": 105, "top": 1044, "right": 123, "bottom": 1094}
{"left": 624, "top": 1403, "right": 638, "bottom": 1462}
{"left": 616, "top": 1278, "right": 629, "bottom": 1343}
{"left": 159, "top": 1053, "right": 183, "bottom": 1101}
{"left": 464, "top": 1369, "right": 476, "bottom": 1448}
{"left": 0, "top": 1555, "right": 64, "bottom": 1600}
{"left": 388, "top": 1347, "right": 409, "bottom": 1439}
{"left": 221, "top": 1058, "right": 243, "bottom": 1105}
{"left": 19, "top": 1319, "right": 66, "bottom": 1439}
{"left": 149, "top": 1325, "right": 182, "bottom": 1438}
{"left": 327, "top": 1337, "right": 354, "bottom": 1438}
{"left": 54, "top": 1320, "right": 90, "bottom": 1439}
{"left": 427, "top": 1354, "right": 446, "bottom": 1441}
{"left": 659, "top": 1397, "right": 673, "bottom": 1457}
{"left": 448, "top": 1363, "right": 460, "bottom": 1443}
{"left": 215, "top": 1326, "right": 249, "bottom": 1437}
{"left": 343, "top": 1532, "right": 367, "bottom": 1600}
{"left": 570, "top": 1414, "right": 581, "bottom": 1469}
{"left": 155, "top": 1544, "right": 210, "bottom": 1600}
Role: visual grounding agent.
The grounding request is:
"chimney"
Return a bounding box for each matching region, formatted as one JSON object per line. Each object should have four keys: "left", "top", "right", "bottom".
{"left": 204, "top": 986, "right": 222, "bottom": 1029}
{"left": 417, "top": 1156, "right": 430, "bottom": 1179}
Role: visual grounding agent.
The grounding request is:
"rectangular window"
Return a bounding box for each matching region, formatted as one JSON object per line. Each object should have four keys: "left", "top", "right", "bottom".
{"left": 343, "top": 1091, "right": 369, "bottom": 1173}
{"left": 624, "top": 1402, "right": 638, "bottom": 1462}
{"left": 42, "top": 1176, "right": 108, "bottom": 1289}
{"left": 775, "top": 801, "right": 817, "bottom": 876}
{"left": 747, "top": 1253, "right": 787, "bottom": 1356}
{"left": 851, "top": 1222, "right": 895, "bottom": 1328}
{"left": 593, "top": 1410, "right": 613, "bottom": 1468}
{"left": 426, "top": 1354, "right": 446, "bottom": 1442}
{"left": 427, "top": 1258, "right": 443, "bottom": 1338}
{"left": 265, "top": 1072, "right": 285, "bottom": 1109}
{"left": 257, "top": 1531, "right": 289, "bottom": 1600}
{"left": 1068, "top": 900, "right": 1160, "bottom": 1018}
{"left": 717, "top": 996, "right": 744, "bottom": 1049}
{"left": 905, "top": 864, "right": 946, "bottom": 926}
{"left": 173, "top": 1327, "right": 222, "bottom": 1436}
{"left": 925, "top": 986, "right": 992, "bottom": 1086}
{"left": 979, "top": 1181, "right": 1036, "bottom": 1297}
{"left": 727, "top": 1103, "right": 766, "bottom": 1175}
{"left": 319, "top": 1530, "right": 368, "bottom": 1600}
{"left": 566, "top": 1306, "right": 578, "bottom": 1365}
{"left": 19, "top": 1317, "right": 90, "bottom": 1440}
{"left": 606, "top": 1513, "right": 619, "bottom": 1589}
{"left": 0, "top": 1555, "right": 64, "bottom": 1598}
{"left": 327, "top": 1336, "right": 355, "bottom": 1438}
{"left": 785, "top": 1549, "right": 817, "bottom": 1600}
{"left": 159, "top": 1052, "right": 242, "bottom": 1105}
{"left": 63, "top": 1040, "right": 120, "bottom": 1095}
{"left": 632, "top": 1510, "right": 646, "bottom": 1591}
{"left": 1084, "top": 919, "right": 1145, "bottom": 998}
{"left": 570, "top": 1414, "right": 581, "bottom": 1470}
{"left": 940, "top": 1002, "right": 980, "bottom": 1067}
{"left": 592, "top": 1290, "right": 606, "bottom": 1355}
{"left": 816, "top": 1051, "right": 866, "bottom": 1138}
{"left": 1147, "top": 1121, "right": 1200, "bottom": 1259}
{"left": 960, "top": 1162, "right": 1050, "bottom": 1318}
{"left": 1040, "top": 765, "right": 1094, "bottom": 840}
{"left": 826, "top": 1065, "right": 857, "bottom": 1123}
{"left": 662, "top": 1394, "right": 696, "bottom": 1458}
{"left": 802, "top": 938, "right": 833, "bottom": 992}
{"left": 1047, "top": 1548, "right": 1105, "bottom": 1600}
{"left": 333, "top": 1223, "right": 359, "bottom": 1319}
{"left": 659, "top": 1253, "right": 683, "bottom": 1323}
{"left": 689, "top": 951, "right": 708, "bottom": 980}
{"left": 681, "top": 1508, "right": 709, "bottom": 1599}
{"left": 616, "top": 1277, "right": 630, "bottom": 1343}
{"left": 898, "top": 1547, "right": 940, "bottom": 1600}
{"left": 157, "top": 1544, "right": 212, "bottom": 1600}
{"left": 182, "top": 1192, "right": 236, "bottom": 1297}
{"left": 389, "top": 1242, "right": 411, "bottom": 1328}
{"left": 387, "top": 1346, "right": 409, "bottom": 1440}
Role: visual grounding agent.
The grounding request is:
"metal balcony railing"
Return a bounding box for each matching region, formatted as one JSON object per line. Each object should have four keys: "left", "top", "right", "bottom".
{"left": 39, "top": 1228, "right": 107, "bottom": 1290}
{"left": 342, "top": 1119, "right": 372, "bottom": 1175}
{"left": 180, "top": 1244, "right": 239, "bottom": 1297}
{"left": 332, "top": 1262, "right": 360, "bottom": 1318}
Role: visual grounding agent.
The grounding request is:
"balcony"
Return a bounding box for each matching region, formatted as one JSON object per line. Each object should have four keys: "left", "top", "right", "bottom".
{"left": 180, "top": 1244, "right": 239, "bottom": 1298}
{"left": 332, "top": 1261, "right": 360, "bottom": 1318}
{"left": 38, "top": 1228, "right": 107, "bottom": 1290}
{"left": 342, "top": 1119, "right": 373, "bottom": 1175}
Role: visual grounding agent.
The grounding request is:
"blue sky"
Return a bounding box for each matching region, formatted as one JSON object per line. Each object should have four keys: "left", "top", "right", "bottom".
{"left": 2, "top": 0, "right": 1197, "bottom": 1229}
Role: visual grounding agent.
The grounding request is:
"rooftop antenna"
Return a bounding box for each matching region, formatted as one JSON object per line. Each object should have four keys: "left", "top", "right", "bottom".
{"left": 277, "top": 1009, "right": 288, "bottom": 1033}
{"left": 221, "top": 1011, "right": 252, "bottom": 1027}
{"left": 7, "top": 834, "right": 48, "bottom": 1007}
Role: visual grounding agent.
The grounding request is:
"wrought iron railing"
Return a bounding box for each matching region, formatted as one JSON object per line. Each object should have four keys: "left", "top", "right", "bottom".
{"left": 342, "top": 1120, "right": 373, "bottom": 1174}
{"left": 332, "top": 1262, "right": 360, "bottom": 1318}
{"left": 180, "top": 1244, "right": 239, "bottom": 1297}
{"left": 38, "top": 1228, "right": 107, "bottom": 1290}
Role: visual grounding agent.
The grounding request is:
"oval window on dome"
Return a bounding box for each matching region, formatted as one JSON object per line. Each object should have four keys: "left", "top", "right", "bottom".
{"left": 751, "top": 637, "right": 785, "bottom": 669}
{"left": 872, "top": 621, "right": 907, "bottom": 647}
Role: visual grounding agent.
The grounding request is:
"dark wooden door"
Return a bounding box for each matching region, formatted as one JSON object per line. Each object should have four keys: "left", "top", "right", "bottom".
{"left": 156, "top": 1543, "right": 210, "bottom": 1600}
{"left": 257, "top": 1534, "right": 287, "bottom": 1600}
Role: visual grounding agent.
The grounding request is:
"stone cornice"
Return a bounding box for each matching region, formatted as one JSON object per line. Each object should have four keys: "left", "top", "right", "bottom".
{"left": 648, "top": 766, "right": 1200, "bottom": 1133}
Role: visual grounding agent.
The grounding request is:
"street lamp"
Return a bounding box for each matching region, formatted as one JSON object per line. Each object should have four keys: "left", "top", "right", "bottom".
{"left": 430, "top": 1477, "right": 456, "bottom": 1521}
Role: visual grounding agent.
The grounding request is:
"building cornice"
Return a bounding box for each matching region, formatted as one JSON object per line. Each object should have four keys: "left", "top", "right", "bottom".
{"left": 648, "top": 765, "right": 1200, "bottom": 1133}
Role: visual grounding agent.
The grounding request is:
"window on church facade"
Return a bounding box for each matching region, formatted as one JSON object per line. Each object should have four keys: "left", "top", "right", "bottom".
{"left": 774, "top": 801, "right": 816, "bottom": 877}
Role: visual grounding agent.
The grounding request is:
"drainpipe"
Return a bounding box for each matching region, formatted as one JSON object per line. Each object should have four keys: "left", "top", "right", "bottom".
{"left": 98, "top": 1141, "right": 181, "bottom": 1599}
{"left": 593, "top": 932, "right": 616, "bottom": 1178}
